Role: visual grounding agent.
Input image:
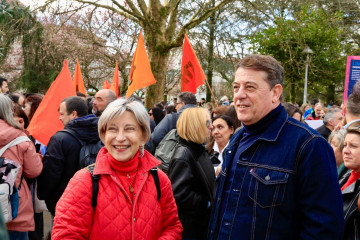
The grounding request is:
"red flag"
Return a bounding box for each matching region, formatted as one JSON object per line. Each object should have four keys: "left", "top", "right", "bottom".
{"left": 73, "top": 58, "right": 86, "bottom": 95}
{"left": 102, "top": 80, "right": 111, "bottom": 89}
{"left": 110, "top": 61, "right": 120, "bottom": 97}
{"left": 27, "top": 60, "right": 76, "bottom": 145}
{"left": 181, "top": 34, "right": 206, "bottom": 93}
{"left": 126, "top": 29, "right": 156, "bottom": 98}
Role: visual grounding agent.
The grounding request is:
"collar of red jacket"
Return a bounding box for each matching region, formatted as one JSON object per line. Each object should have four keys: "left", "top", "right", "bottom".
{"left": 93, "top": 147, "right": 161, "bottom": 175}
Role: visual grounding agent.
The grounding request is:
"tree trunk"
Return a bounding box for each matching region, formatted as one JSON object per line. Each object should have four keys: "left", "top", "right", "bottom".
{"left": 144, "top": 45, "right": 170, "bottom": 108}
{"left": 326, "top": 84, "right": 335, "bottom": 104}
{"left": 206, "top": 0, "right": 216, "bottom": 102}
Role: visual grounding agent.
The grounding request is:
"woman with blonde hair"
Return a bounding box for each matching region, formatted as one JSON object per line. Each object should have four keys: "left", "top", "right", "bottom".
{"left": 168, "top": 107, "right": 215, "bottom": 240}
{"left": 52, "top": 98, "right": 182, "bottom": 239}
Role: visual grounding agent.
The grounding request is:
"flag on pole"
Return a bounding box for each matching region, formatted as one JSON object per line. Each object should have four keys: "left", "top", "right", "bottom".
{"left": 181, "top": 34, "right": 206, "bottom": 93}
{"left": 27, "top": 60, "right": 76, "bottom": 145}
{"left": 102, "top": 80, "right": 111, "bottom": 89}
{"left": 126, "top": 29, "right": 156, "bottom": 98}
{"left": 73, "top": 58, "right": 86, "bottom": 95}
{"left": 110, "top": 61, "right": 120, "bottom": 97}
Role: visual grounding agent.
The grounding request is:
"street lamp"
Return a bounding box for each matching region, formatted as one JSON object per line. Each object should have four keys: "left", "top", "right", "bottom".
{"left": 302, "top": 46, "right": 314, "bottom": 104}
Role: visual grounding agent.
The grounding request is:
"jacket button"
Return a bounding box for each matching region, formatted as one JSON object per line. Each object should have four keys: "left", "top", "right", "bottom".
{"left": 133, "top": 218, "right": 136, "bottom": 222}
{"left": 265, "top": 175, "right": 270, "bottom": 181}
{"left": 228, "top": 150, "right": 231, "bottom": 153}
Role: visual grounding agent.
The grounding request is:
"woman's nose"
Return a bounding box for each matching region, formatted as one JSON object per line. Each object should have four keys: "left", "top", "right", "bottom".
{"left": 115, "top": 132, "right": 126, "bottom": 141}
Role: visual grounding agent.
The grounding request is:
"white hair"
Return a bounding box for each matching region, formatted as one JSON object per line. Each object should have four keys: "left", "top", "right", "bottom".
{"left": 98, "top": 97, "right": 150, "bottom": 143}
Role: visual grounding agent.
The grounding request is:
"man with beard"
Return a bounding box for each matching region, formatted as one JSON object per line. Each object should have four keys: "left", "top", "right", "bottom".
{"left": 92, "top": 89, "right": 117, "bottom": 117}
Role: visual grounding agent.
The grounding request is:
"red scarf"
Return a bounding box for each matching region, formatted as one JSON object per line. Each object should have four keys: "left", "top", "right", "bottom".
{"left": 341, "top": 170, "right": 360, "bottom": 191}
{"left": 108, "top": 151, "right": 140, "bottom": 199}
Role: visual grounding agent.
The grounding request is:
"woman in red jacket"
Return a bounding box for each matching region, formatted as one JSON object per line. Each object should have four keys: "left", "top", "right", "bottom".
{"left": 52, "top": 98, "right": 182, "bottom": 240}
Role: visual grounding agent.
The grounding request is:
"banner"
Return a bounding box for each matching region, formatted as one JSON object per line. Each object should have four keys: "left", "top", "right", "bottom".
{"left": 344, "top": 56, "right": 360, "bottom": 103}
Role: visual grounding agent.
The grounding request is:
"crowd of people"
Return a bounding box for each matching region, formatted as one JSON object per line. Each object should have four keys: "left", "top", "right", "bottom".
{"left": 0, "top": 53, "right": 360, "bottom": 240}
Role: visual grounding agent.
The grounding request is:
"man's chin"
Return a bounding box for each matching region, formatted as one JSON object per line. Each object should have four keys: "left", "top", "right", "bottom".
{"left": 92, "top": 109, "right": 102, "bottom": 117}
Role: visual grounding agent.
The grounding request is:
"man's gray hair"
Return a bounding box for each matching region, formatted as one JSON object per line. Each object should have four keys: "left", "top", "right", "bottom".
{"left": 314, "top": 102, "right": 324, "bottom": 108}
{"left": 0, "top": 94, "right": 21, "bottom": 129}
{"left": 323, "top": 107, "right": 341, "bottom": 126}
{"left": 98, "top": 97, "right": 150, "bottom": 143}
{"left": 178, "top": 92, "right": 197, "bottom": 105}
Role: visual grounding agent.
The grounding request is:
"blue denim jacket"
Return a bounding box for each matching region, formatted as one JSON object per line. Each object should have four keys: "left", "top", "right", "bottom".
{"left": 208, "top": 107, "right": 344, "bottom": 240}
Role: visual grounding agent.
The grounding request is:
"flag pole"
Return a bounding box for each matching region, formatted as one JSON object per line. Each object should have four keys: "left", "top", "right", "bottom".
{"left": 204, "top": 78, "right": 217, "bottom": 104}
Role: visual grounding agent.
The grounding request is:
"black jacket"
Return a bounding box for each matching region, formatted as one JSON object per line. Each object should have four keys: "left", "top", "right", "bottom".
{"left": 167, "top": 138, "right": 215, "bottom": 239}
{"left": 37, "top": 114, "right": 100, "bottom": 215}
{"left": 315, "top": 124, "right": 331, "bottom": 140}
{"left": 339, "top": 171, "right": 360, "bottom": 240}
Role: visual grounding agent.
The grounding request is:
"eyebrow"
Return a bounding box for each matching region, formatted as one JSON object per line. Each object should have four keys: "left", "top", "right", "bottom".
{"left": 232, "top": 81, "right": 258, "bottom": 86}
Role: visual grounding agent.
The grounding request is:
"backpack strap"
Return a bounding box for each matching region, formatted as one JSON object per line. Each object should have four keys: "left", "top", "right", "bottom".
{"left": 0, "top": 136, "right": 31, "bottom": 191}
{"left": 150, "top": 168, "right": 161, "bottom": 201}
{"left": 60, "top": 129, "right": 85, "bottom": 147}
{"left": 0, "top": 136, "right": 31, "bottom": 156}
{"left": 86, "top": 163, "right": 100, "bottom": 210}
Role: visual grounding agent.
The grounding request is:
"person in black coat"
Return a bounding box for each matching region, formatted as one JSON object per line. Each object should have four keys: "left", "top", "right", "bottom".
{"left": 339, "top": 121, "right": 360, "bottom": 240}
{"left": 37, "top": 97, "right": 100, "bottom": 216}
{"left": 167, "top": 107, "right": 215, "bottom": 240}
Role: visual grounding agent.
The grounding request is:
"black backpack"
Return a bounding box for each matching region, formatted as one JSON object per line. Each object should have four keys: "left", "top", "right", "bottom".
{"left": 60, "top": 129, "right": 103, "bottom": 169}
{"left": 86, "top": 164, "right": 161, "bottom": 209}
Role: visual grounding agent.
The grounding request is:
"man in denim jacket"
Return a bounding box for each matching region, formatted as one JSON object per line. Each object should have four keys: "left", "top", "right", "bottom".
{"left": 208, "top": 55, "right": 344, "bottom": 240}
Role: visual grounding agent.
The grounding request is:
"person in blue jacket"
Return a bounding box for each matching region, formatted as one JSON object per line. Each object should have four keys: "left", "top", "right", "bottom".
{"left": 208, "top": 54, "right": 344, "bottom": 240}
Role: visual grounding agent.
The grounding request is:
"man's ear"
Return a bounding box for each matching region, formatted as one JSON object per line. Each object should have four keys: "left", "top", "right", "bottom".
{"left": 71, "top": 110, "right": 78, "bottom": 119}
{"left": 272, "top": 84, "right": 283, "bottom": 103}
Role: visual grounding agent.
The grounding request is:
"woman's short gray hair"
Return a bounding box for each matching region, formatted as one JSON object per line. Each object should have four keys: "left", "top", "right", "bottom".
{"left": 98, "top": 97, "right": 150, "bottom": 143}
{"left": 0, "top": 93, "right": 21, "bottom": 129}
{"left": 328, "top": 129, "right": 346, "bottom": 152}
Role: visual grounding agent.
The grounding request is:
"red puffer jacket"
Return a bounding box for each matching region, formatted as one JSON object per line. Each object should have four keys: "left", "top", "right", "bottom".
{"left": 52, "top": 148, "right": 182, "bottom": 240}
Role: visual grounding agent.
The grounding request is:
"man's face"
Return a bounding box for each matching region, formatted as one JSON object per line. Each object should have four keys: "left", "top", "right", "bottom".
{"left": 92, "top": 90, "right": 109, "bottom": 116}
{"left": 59, "top": 102, "right": 75, "bottom": 126}
{"left": 175, "top": 99, "right": 184, "bottom": 111}
{"left": 330, "top": 112, "right": 343, "bottom": 128}
{"left": 314, "top": 105, "right": 323, "bottom": 117}
{"left": 233, "top": 68, "right": 282, "bottom": 125}
{"left": 0, "top": 81, "right": 9, "bottom": 94}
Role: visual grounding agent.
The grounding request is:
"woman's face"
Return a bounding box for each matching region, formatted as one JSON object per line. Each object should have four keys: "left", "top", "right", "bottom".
{"left": 24, "top": 102, "right": 31, "bottom": 117}
{"left": 148, "top": 110, "right": 154, "bottom": 121}
{"left": 212, "top": 118, "right": 234, "bottom": 147}
{"left": 343, "top": 133, "right": 360, "bottom": 171}
{"left": 14, "top": 116, "right": 25, "bottom": 130}
{"left": 330, "top": 137, "right": 343, "bottom": 167}
{"left": 104, "top": 111, "right": 146, "bottom": 162}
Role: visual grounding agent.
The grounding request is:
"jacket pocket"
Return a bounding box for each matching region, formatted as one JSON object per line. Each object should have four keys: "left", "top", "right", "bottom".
{"left": 248, "top": 167, "right": 289, "bottom": 208}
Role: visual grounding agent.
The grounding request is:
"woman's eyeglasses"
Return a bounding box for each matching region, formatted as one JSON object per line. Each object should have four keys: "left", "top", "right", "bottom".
{"left": 148, "top": 112, "right": 153, "bottom": 116}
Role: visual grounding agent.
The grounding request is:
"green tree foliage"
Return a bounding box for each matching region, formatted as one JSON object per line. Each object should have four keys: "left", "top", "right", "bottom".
{"left": 250, "top": 6, "right": 347, "bottom": 104}
{"left": 0, "top": 0, "right": 35, "bottom": 62}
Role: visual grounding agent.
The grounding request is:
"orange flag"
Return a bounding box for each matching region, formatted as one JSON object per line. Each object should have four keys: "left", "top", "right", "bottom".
{"left": 102, "top": 80, "right": 111, "bottom": 89}
{"left": 73, "top": 58, "right": 86, "bottom": 95}
{"left": 110, "top": 61, "right": 120, "bottom": 97}
{"left": 27, "top": 60, "right": 76, "bottom": 145}
{"left": 126, "top": 29, "right": 156, "bottom": 98}
{"left": 181, "top": 34, "right": 206, "bottom": 93}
